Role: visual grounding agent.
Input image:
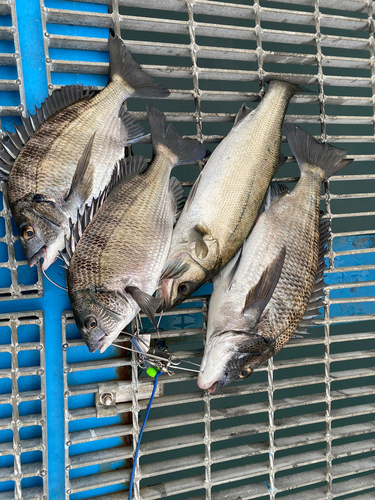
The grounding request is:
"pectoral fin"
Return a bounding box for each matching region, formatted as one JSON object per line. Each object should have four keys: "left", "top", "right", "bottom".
{"left": 159, "top": 259, "right": 190, "bottom": 283}
{"left": 242, "top": 247, "right": 286, "bottom": 323}
{"left": 65, "top": 132, "right": 96, "bottom": 206}
{"left": 125, "top": 286, "right": 162, "bottom": 329}
{"left": 189, "top": 224, "right": 210, "bottom": 259}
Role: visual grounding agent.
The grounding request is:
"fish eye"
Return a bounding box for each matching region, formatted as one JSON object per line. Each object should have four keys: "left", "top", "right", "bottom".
{"left": 23, "top": 226, "right": 35, "bottom": 240}
{"left": 84, "top": 316, "right": 97, "bottom": 330}
{"left": 239, "top": 367, "right": 252, "bottom": 379}
{"left": 178, "top": 282, "right": 190, "bottom": 296}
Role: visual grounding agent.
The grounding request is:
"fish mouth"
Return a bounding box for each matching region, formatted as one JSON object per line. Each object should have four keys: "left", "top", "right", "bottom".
{"left": 28, "top": 246, "right": 47, "bottom": 268}
{"left": 88, "top": 335, "right": 106, "bottom": 353}
{"left": 207, "top": 381, "right": 218, "bottom": 394}
{"left": 198, "top": 377, "right": 223, "bottom": 394}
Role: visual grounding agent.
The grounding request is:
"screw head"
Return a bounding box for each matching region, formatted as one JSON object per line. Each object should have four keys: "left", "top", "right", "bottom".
{"left": 100, "top": 392, "right": 113, "bottom": 406}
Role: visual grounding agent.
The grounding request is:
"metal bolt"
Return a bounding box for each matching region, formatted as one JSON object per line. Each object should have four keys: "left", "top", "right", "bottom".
{"left": 40, "top": 469, "right": 46, "bottom": 477}
{"left": 62, "top": 343, "right": 68, "bottom": 350}
{"left": 100, "top": 392, "right": 113, "bottom": 406}
{"left": 39, "top": 393, "right": 45, "bottom": 400}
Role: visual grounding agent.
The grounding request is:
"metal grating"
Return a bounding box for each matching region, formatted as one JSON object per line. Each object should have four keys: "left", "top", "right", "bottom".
{"left": 0, "top": 0, "right": 43, "bottom": 301}
{"left": 0, "top": 0, "right": 371, "bottom": 498}
{"left": 0, "top": 184, "right": 43, "bottom": 301}
{"left": 42, "top": 0, "right": 375, "bottom": 498}
{"left": 0, "top": 0, "right": 26, "bottom": 134}
{"left": 0, "top": 311, "right": 47, "bottom": 500}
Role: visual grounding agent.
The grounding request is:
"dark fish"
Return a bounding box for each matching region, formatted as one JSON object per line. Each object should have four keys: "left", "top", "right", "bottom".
{"left": 158, "top": 80, "right": 301, "bottom": 310}
{"left": 1, "top": 35, "right": 169, "bottom": 270}
{"left": 67, "top": 107, "right": 207, "bottom": 353}
{"left": 197, "top": 126, "right": 352, "bottom": 393}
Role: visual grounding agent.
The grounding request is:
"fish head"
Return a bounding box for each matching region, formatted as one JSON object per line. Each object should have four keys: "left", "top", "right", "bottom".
{"left": 70, "top": 288, "right": 133, "bottom": 353}
{"left": 158, "top": 240, "right": 219, "bottom": 310}
{"left": 197, "top": 330, "right": 273, "bottom": 393}
{"left": 12, "top": 195, "right": 69, "bottom": 270}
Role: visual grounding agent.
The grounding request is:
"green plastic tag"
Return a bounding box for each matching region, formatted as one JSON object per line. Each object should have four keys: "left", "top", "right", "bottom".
{"left": 147, "top": 367, "right": 158, "bottom": 378}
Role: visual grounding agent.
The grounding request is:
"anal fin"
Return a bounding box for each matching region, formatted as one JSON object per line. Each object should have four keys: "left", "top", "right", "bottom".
{"left": 169, "top": 176, "right": 185, "bottom": 224}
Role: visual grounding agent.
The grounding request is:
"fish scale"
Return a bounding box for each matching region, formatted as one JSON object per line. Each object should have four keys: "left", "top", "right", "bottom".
{"left": 4, "top": 35, "right": 170, "bottom": 269}
{"left": 197, "top": 125, "right": 353, "bottom": 393}
{"left": 159, "top": 80, "right": 302, "bottom": 310}
{"left": 67, "top": 106, "right": 208, "bottom": 353}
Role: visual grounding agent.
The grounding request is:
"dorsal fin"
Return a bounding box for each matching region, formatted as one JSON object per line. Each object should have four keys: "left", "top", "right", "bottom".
{"left": 0, "top": 85, "right": 95, "bottom": 179}
{"left": 61, "top": 155, "right": 148, "bottom": 267}
{"left": 293, "top": 214, "right": 330, "bottom": 337}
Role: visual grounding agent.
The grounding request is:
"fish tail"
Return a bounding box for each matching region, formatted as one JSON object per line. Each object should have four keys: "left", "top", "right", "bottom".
{"left": 267, "top": 79, "right": 310, "bottom": 95}
{"left": 109, "top": 35, "right": 170, "bottom": 99}
{"left": 147, "top": 105, "right": 208, "bottom": 166}
{"left": 285, "top": 124, "right": 353, "bottom": 180}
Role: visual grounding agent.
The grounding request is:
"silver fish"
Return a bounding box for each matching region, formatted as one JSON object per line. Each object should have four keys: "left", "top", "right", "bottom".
{"left": 158, "top": 80, "right": 301, "bottom": 310}
{"left": 1, "top": 35, "right": 169, "bottom": 270}
{"left": 67, "top": 107, "right": 207, "bottom": 353}
{"left": 197, "top": 126, "right": 352, "bottom": 393}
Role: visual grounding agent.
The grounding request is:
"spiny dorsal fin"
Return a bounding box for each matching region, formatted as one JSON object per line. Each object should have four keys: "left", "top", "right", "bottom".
{"left": 0, "top": 85, "right": 95, "bottom": 180}
{"left": 169, "top": 176, "right": 185, "bottom": 224}
{"left": 242, "top": 247, "right": 286, "bottom": 325}
{"left": 61, "top": 155, "right": 148, "bottom": 267}
{"left": 293, "top": 214, "right": 330, "bottom": 336}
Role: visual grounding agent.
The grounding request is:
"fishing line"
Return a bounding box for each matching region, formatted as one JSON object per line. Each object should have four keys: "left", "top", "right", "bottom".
{"left": 128, "top": 370, "right": 161, "bottom": 500}
{"left": 112, "top": 342, "right": 200, "bottom": 373}
{"left": 42, "top": 267, "right": 68, "bottom": 291}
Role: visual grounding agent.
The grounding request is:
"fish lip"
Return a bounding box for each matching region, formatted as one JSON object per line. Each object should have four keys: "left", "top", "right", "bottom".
{"left": 88, "top": 336, "right": 106, "bottom": 353}
{"left": 28, "top": 246, "right": 47, "bottom": 268}
{"left": 207, "top": 381, "right": 218, "bottom": 394}
{"left": 198, "top": 378, "right": 223, "bottom": 394}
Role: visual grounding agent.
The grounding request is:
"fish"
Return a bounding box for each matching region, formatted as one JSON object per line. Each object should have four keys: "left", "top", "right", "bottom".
{"left": 0, "top": 35, "right": 169, "bottom": 270}
{"left": 67, "top": 106, "right": 207, "bottom": 353}
{"left": 157, "top": 80, "right": 302, "bottom": 311}
{"left": 197, "top": 125, "right": 352, "bottom": 393}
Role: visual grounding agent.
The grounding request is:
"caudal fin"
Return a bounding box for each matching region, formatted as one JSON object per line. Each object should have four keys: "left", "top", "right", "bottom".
{"left": 109, "top": 35, "right": 170, "bottom": 99}
{"left": 285, "top": 124, "right": 353, "bottom": 180}
{"left": 147, "top": 105, "right": 208, "bottom": 166}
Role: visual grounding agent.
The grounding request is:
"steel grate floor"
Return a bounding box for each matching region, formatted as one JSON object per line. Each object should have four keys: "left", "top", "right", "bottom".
{"left": 0, "top": 310, "right": 47, "bottom": 500}
{"left": 0, "top": 0, "right": 374, "bottom": 498}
